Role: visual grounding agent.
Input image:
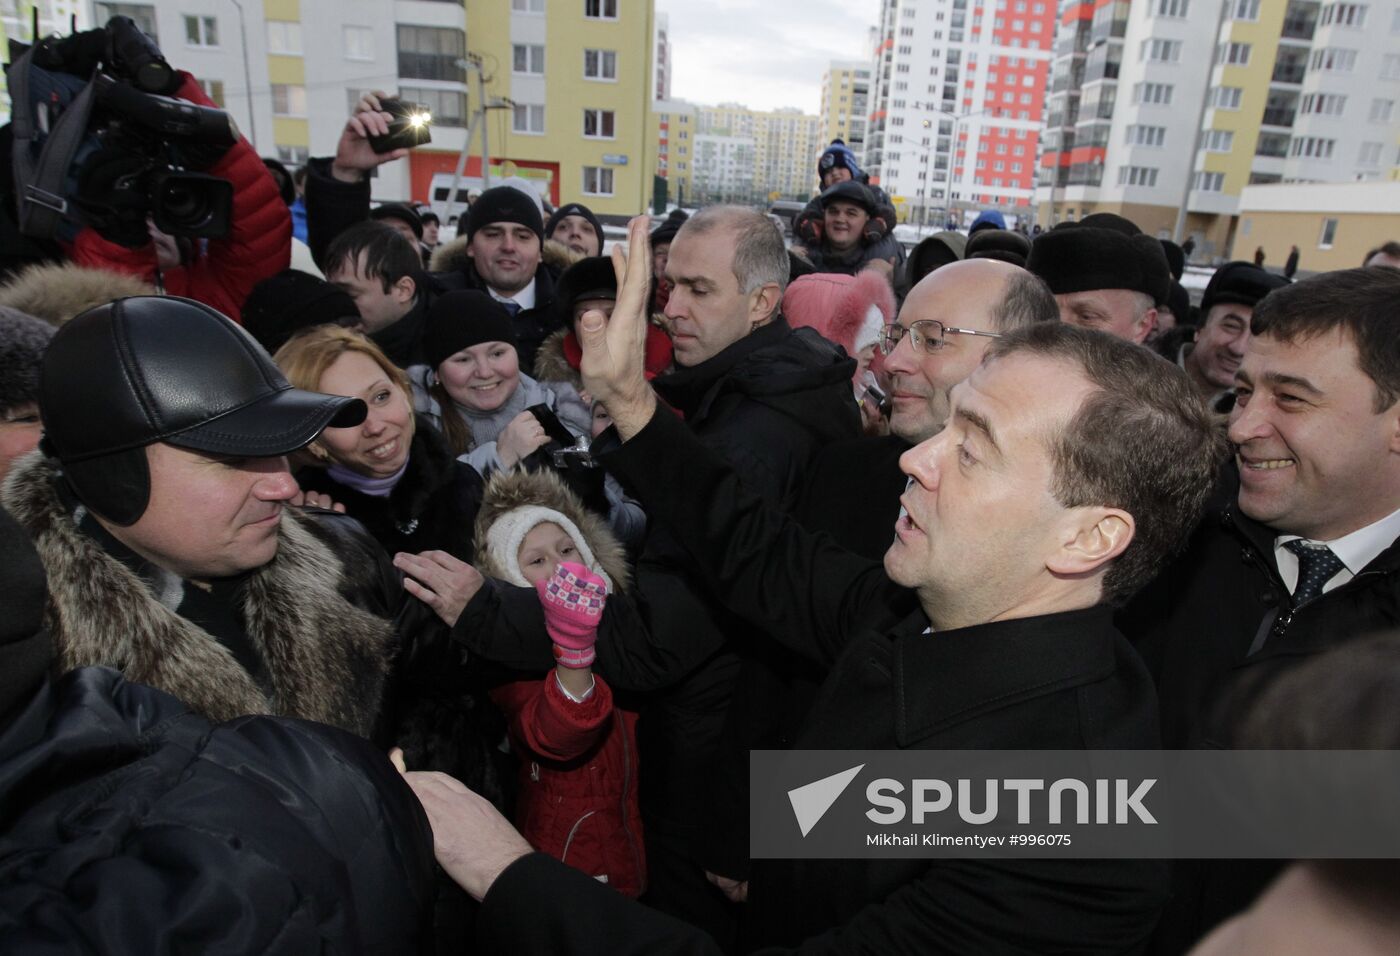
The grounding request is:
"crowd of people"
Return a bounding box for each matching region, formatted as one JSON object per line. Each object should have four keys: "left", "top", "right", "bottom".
{"left": 2, "top": 36, "right": 1400, "bottom": 956}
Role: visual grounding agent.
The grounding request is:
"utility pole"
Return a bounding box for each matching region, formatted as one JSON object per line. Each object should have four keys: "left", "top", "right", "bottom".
{"left": 446, "top": 55, "right": 513, "bottom": 217}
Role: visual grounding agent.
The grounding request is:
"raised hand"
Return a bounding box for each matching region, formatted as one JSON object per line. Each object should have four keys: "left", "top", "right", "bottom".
{"left": 577, "top": 215, "right": 657, "bottom": 439}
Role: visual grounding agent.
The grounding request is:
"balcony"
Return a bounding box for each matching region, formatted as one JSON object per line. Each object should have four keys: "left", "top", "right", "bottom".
{"left": 1271, "top": 61, "right": 1306, "bottom": 84}
{"left": 1255, "top": 133, "right": 1289, "bottom": 158}
{"left": 1090, "top": 17, "right": 1128, "bottom": 45}
{"left": 1280, "top": 16, "right": 1316, "bottom": 40}
{"left": 1261, "top": 108, "right": 1295, "bottom": 127}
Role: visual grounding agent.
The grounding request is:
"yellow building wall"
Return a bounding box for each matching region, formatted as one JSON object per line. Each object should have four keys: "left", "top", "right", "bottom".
{"left": 475, "top": 0, "right": 655, "bottom": 215}
{"left": 264, "top": 0, "right": 306, "bottom": 148}
{"left": 1237, "top": 210, "right": 1400, "bottom": 272}
{"left": 1204, "top": 1, "right": 1287, "bottom": 196}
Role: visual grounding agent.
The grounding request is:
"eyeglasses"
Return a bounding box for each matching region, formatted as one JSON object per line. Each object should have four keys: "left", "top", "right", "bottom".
{"left": 877, "top": 320, "right": 1003, "bottom": 356}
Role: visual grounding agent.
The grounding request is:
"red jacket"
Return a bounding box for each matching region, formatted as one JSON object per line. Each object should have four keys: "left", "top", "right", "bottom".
{"left": 490, "top": 673, "right": 645, "bottom": 897}
{"left": 67, "top": 72, "right": 290, "bottom": 321}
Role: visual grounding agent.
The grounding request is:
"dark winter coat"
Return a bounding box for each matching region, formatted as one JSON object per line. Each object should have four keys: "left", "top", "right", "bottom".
{"left": 297, "top": 415, "right": 484, "bottom": 562}
{"left": 539, "top": 406, "right": 1170, "bottom": 953}
{"left": 0, "top": 667, "right": 435, "bottom": 954}
{"left": 474, "top": 468, "right": 646, "bottom": 897}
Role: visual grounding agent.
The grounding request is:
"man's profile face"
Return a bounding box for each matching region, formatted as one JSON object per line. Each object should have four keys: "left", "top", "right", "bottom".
{"left": 327, "top": 251, "right": 415, "bottom": 334}
{"left": 551, "top": 215, "right": 601, "bottom": 257}
{"left": 823, "top": 200, "right": 870, "bottom": 253}
{"left": 1189, "top": 303, "right": 1252, "bottom": 391}
{"left": 886, "top": 352, "right": 1098, "bottom": 618}
{"left": 107, "top": 443, "right": 299, "bottom": 579}
{"left": 468, "top": 222, "right": 542, "bottom": 295}
{"left": 1055, "top": 288, "right": 1155, "bottom": 344}
{"left": 663, "top": 226, "right": 765, "bottom": 367}
{"left": 1229, "top": 327, "right": 1398, "bottom": 541}
{"left": 882, "top": 260, "right": 1011, "bottom": 444}
{"left": 422, "top": 221, "right": 440, "bottom": 246}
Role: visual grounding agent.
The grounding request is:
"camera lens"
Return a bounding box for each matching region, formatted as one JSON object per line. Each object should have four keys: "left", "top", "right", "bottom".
{"left": 159, "top": 180, "right": 212, "bottom": 228}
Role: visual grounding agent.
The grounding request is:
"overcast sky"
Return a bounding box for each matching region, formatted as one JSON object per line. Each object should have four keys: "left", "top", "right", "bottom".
{"left": 657, "top": 0, "right": 882, "bottom": 114}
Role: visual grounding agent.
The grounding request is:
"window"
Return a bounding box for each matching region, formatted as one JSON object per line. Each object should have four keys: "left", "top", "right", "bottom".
{"left": 1193, "top": 171, "right": 1225, "bottom": 192}
{"left": 1118, "top": 166, "right": 1159, "bottom": 187}
{"left": 1358, "top": 141, "right": 1382, "bottom": 165}
{"left": 1134, "top": 82, "right": 1174, "bottom": 105}
{"left": 1300, "top": 93, "right": 1347, "bottom": 115}
{"left": 1370, "top": 98, "right": 1395, "bottom": 122}
{"left": 276, "top": 145, "right": 309, "bottom": 166}
{"left": 271, "top": 84, "right": 306, "bottom": 116}
{"left": 1290, "top": 136, "right": 1336, "bottom": 158}
{"left": 1382, "top": 55, "right": 1400, "bottom": 80}
{"left": 1310, "top": 48, "right": 1358, "bottom": 72}
{"left": 1212, "top": 86, "right": 1242, "bottom": 109}
{"left": 344, "top": 26, "right": 374, "bottom": 60}
{"left": 1229, "top": 0, "right": 1261, "bottom": 19}
{"left": 1318, "top": 217, "right": 1338, "bottom": 248}
{"left": 95, "top": 4, "right": 158, "bottom": 42}
{"left": 583, "top": 49, "right": 617, "bottom": 79}
{"left": 1155, "top": 0, "right": 1189, "bottom": 16}
{"left": 1126, "top": 124, "right": 1166, "bottom": 147}
{"left": 266, "top": 20, "right": 301, "bottom": 54}
{"left": 512, "top": 104, "right": 545, "bottom": 134}
{"left": 584, "top": 0, "right": 618, "bottom": 19}
{"left": 583, "top": 109, "right": 616, "bottom": 138}
{"left": 400, "top": 87, "right": 468, "bottom": 127}
{"left": 513, "top": 44, "right": 545, "bottom": 74}
{"left": 583, "top": 166, "right": 614, "bottom": 196}
{"left": 184, "top": 15, "right": 218, "bottom": 47}
{"left": 1320, "top": 3, "right": 1368, "bottom": 27}
{"left": 1142, "top": 39, "right": 1182, "bottom": 63}
{"left": 397, "top": 26, "right": 466, "bottom": 81}
{"left": 512, "top": 0, "right": 545, "bottom": 10}
{"left": 1204, "top": 129, "right": 1234, "bottom": 152}
{"left": 197, "top": 78, "right": 224, "bottom": 107}
{"left": 1217, "top": 42, "right": 1251, "bottom": 66}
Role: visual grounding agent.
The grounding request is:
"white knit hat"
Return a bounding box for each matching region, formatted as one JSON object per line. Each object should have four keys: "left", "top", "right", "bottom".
{"left": 482, "top": 504, "right": 613, "bottom": 590}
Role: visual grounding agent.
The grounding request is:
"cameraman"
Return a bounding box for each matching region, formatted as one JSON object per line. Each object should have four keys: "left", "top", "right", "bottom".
{"left": 59, "top": 29, "right": 288, "bottom": 318}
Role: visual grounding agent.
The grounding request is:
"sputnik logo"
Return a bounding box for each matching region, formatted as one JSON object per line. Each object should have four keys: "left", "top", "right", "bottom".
{"left": 788, "top": 764, "right": 864, "bottom": 837}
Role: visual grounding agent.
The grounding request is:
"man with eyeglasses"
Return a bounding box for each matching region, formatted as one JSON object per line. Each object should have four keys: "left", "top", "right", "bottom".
{"left": 795, "top": 258, "right": 1059, "bottom": 560}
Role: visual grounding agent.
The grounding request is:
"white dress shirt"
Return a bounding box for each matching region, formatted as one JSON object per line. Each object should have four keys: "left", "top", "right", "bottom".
{"left": 1273, "top": 504, "right": 1400, "bottom": 596}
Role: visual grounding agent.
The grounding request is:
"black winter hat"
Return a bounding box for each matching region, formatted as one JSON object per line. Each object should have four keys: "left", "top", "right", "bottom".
{"left": 0, "top": 306, "right": 54, "bottom": 413}
{"left": 1199, "top": 261, "right": 1289, "bottom": 316}
{"left": 1077, "top": 212, "right": 1143, "bottom": 235}
{"left": 0, "top": 504, "right": 52, "bottom": 722}
{"left": 261, "top": 157, "right": 296, "bottom": 207}
{"left": 40, "top": 296, "right": 366, "bottom": 525}
{"left": 467, "top": 186, "right": 544, "bottom": 241}
{"left": 371, "top": 202, "right": 424, "bottom": 240}
{"left": 819, "top": 180, "right": 878, "bottom": 215}
{"left": 547, "top": 203, "right": 605, "bottom": 252}
{"left": 556, "top": 257, "right": 618, "bottom": 318}
{"left": 1164, "top": 280, "right": 1193, "bottom": 327}
{"left": 1160, "top": 239, "right": 1185, "bottom": 281}
{"left": 241, "top": 269, "right": 361, "bottom": 354}
{"left": 965, "top": 229, "right": 1031, "bottom": 268}
{"left": 1027, "top": 223, "right": 1172, "bottom": 306}
{"left": 424, "top": 290, "right": 517, "bottom": 369}
{"left": 649, "top": 208, "right": 689, "bottom": 246}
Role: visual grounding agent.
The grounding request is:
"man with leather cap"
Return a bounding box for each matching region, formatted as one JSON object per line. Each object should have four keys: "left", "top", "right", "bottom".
{"left": 0, "top": 295, "right": 469, "bottom": 742}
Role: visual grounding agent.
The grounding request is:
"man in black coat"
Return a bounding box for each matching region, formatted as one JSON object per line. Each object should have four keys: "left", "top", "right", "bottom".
{"left": 1120, "top": 266, "right": 1400, "bottom": 951}
{"left": 409, "top": 218, "right": 1226, "bottom": 954}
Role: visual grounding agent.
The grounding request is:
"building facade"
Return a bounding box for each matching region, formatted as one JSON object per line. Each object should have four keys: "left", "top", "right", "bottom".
{"left": 653, "top": 11, "right": 670, "bottom": 100}
{"left": 1037, "top": 0, "right": 1400, "bottom": 261}
{"left": 864, "top": 0, "right": 1057, "bottom": 226}
{"left": 648, "top": 96, "right": 695, "bottom": 207}
{"left": 819, "top": 60, "right": 872, "bottom": 155}
{"left": 682, "top": 103, "right": 821, "bottom": 204}
{"left": 1236, "top": 180, "right": 1400, "bottom": 273}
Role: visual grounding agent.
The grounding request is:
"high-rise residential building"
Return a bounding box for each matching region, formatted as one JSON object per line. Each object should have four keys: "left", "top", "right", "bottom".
{"left": 690, "top": 102, "right": 821, "bottom": 203}
{"left": 864, "top": 0, "right": 1057, "bottom": 226}
{"left": 649, "top": 96, "right": 695, "bottom": 205}
{"left": 1036, "top": 0, "right": 1400, "bottom": 260}
{"left": 820, "top": 60, "right": 872, "bottom": 154}
{"left": 654, "top": 11, "right": 671, "bottom": 100}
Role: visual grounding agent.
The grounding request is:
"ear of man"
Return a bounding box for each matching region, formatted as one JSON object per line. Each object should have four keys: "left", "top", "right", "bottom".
{"left": 1046, "top": 508, "right": 1135, "bottom": 578}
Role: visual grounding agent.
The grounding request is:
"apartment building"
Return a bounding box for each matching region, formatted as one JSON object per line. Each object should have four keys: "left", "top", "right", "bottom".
{"left": 864, "top": 0, "right": 1057, "bottom": 226}
{"left": 688, "top": 103, "right": 821, "bottom": 203}
{"left": 819, "top": 60, "right": 872, "bottom": 155}
{"left": 654, "top": 11, "right": 670, "bottom": 100}
{"left": 1037, "top": 0, "right": 1400, "bottom": 260}
{"left": 649, "top": 96, "right": 695, "bottom": 206}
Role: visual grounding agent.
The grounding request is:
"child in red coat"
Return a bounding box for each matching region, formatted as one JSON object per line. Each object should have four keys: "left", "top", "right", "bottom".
{"left": 475, "top": 468, "right": 646, "bottom": 897}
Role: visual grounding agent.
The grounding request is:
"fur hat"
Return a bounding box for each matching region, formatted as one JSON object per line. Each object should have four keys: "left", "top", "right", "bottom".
{"left": 783, "top": 270, "right": 894, "bottom": 360}
{"left": 241, "top": 269, "right": 360, "bottom": 353}
{"left": 423, "top": 290, "right": 516, "bottom": 369}
{"left": 1027, "top": 222, "right": 1172, "bottom": 305}
{"left": 474, "top": 468, "right": 629, "bottom": 592}
{"left": 0, "top": 261, "right": 155, "bottom": 326}
{"left": 1199, "top": 261, "right": 1289, "bottom": 316}
{"left": 650, "top": 208, "right": 689, "bottom": 246}
{"left": 1160, "top": 239, "right": 1185, "bottom": 281}
{"left": 556, "top": 256, "right": 617, "bottom": 317}
{"left": 817, "top": 139, "right": 863, "bottom": 183}
{"left": 547, "top": 203, "right": 605, "bottom": 254}
{"left": 1164, "top": 280, "right": 1193, "bottom": 327}
{"left": 467, "top": 185, "right": 545, "bottom": 241}
{"left": 0, "top": 306, "right": 54, "bottom": 413}
{"left": 964, "top": 228, "right": 1031, "bottom": 268}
